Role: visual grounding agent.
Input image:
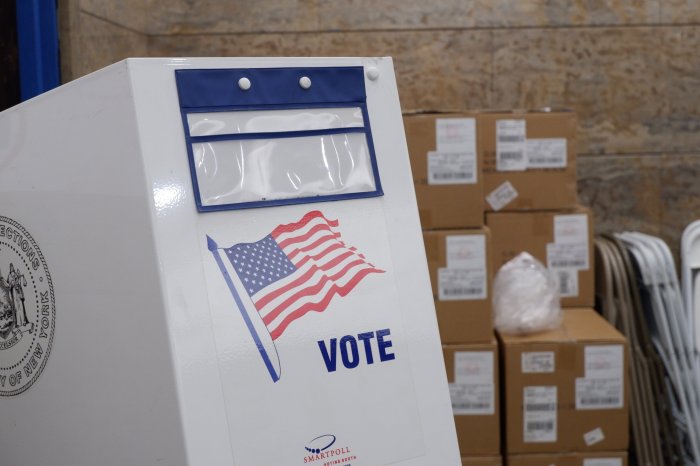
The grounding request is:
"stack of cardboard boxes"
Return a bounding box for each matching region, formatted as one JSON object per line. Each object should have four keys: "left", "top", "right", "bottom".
{"left": 404, "top": 110, "right": 629, "bottom": 466}
{"left": 481, "top": 111, "right": 592, "bottom": 308}
{"left": 500, "top": 308, "right": 629, "bottom": 466}
{"left": 482, "top": 111, "right": 628, "bottom": 465}
{"left": 404, "top": 113, "right": 501, "bottom": 466}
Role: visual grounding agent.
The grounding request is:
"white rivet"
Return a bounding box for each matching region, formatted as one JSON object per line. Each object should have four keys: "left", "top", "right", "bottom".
{"left": 299, "top": 76, "right": 312, "bottom": 89}
{"left": 366, "top": 67, "right": 380, "bottom": 81}
{"left": 238, "top": 77, "right": 251, "bottom": 90}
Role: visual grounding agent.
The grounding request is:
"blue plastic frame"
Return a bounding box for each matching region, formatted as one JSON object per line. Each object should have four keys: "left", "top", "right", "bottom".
{"left": 175, "top": 67, "right": 383, "bottom": 212}
{"left": 16, "top": 0, "right": 60, "bottom": 101}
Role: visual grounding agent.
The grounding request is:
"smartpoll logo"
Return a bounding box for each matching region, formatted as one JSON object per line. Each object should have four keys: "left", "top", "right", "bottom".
{"left": 305, "top": 434, "right": 336, "bottom": 454}
{"left": 303, "top": 434, "right": 356, "bottom": 465}
{"left": 208, "top": 210, "right": 389, "bottom": 382}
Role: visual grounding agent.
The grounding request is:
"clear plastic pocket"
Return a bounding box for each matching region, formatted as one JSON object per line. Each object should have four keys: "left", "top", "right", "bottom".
{"left": 192, "top": 132, "right": 376, "bottom": 207}
{"left": 187, "top": 107, "right": 364, "bottom": 136}
{"left": 184, "top": 106, "right": 381, "bottom": 209}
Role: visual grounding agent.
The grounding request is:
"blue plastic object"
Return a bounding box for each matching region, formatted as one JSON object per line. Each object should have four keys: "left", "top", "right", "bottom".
{"left": 16, "top": 0, "right": 60, "bottom": 101}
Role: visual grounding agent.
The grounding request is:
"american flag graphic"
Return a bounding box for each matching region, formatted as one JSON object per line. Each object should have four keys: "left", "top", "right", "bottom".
{"left": 215, "top": 210, "right": 384, "bottom": 341}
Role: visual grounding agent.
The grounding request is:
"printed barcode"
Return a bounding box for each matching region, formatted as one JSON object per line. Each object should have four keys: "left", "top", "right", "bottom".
{"left": 526, "top": 421, "right": 554, "bottom": 432}
{"left": 498, "top": 135, "right": 523, "bottom": 143}
{"left": 558, "top": 271, "right": 572, "bottom": 295}
{"left": 580, "top": 397, "right": 620, "bottom": 406}
{"left": 499, "top": 151, "right": 523, "bottom": 160}
{"left": 433, "top": 172, "right": 470, "bottom": 180}
{"left": 454, "top": 402, "right": 490, "bottom": 410}
{"left": 551, "top": 259, "right": 585, "bottom": 268}
{"left": 525, "top": 403, "right": 555, "bottom": 412}
{"left": 443, "top": 287, "right": 483, "bottom": 296}
{"left": 530, "top": 157, "right": 563, "bottom": 164}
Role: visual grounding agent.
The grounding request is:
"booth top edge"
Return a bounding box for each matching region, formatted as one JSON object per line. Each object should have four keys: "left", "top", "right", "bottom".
{"left": 124, "top": 56, "right": 394, "bottom": 68}
{"left": 0, "top": 57, "right": 395, "bottom": 115}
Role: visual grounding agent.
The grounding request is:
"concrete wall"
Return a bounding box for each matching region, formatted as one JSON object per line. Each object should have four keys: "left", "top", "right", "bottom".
{"left": 58, "top": 0, "right": 700, "bottom": 262}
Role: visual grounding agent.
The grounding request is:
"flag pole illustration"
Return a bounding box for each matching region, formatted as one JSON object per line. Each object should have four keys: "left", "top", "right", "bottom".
{"left": 208, "top": 235, "right": 282, "bottom": 382}
{"left": 208, "top": 210, "right": 384, "bottom": 382}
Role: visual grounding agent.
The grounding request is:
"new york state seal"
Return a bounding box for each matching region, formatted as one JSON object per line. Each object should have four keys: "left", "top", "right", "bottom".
{"left": 0, "top": 216, "right": 55, "bottom": 396}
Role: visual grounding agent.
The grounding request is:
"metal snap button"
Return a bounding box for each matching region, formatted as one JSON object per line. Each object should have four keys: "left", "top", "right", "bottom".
{"left": 299, "top": 76, "right": 312, "bottom": 89}
{"left": 366, "top": 67, "right": 380, "bottom": 81}
{"left": 238, "top": 77, "right": 251, "bottom": 90}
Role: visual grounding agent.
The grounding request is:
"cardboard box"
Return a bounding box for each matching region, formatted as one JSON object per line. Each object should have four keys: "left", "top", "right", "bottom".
{"left": 486, "top": 207, "right": 593, "bottom": 307}
{"left": 507, "top": 451, "right": 628, "bottom": 466}
{"left": 462, "top": 456, "right": 502, "bottom": 466}
{"left": 404, "top": 113, "right": 484, "bottom": 229}
{"left": 444, "top": 341, "right": 500, "bottom": 457}
{"left": 478, "top": 110, "right": 577, "bottom": 212}
{"left": 424, "top": 227, "right": 493, "bottom": 343}
{"left": 499, "top": 309, "right": 629, "bottom": 454}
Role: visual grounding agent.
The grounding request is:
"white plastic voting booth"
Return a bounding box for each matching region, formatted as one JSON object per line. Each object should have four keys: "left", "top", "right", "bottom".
{"left": 0, "top": 58, "right": 460, "bottom": 466}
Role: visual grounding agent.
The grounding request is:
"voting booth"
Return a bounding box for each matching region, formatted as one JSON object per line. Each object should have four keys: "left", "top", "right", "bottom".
{"left": 0, "top": 58, "right": 460, "bottom": 465}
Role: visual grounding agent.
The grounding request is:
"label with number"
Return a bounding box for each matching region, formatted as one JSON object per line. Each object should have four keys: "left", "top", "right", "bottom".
{"left": 438, "top": 268, "right": 486, "bottom": 301}
{"left": 450, "top": 351, "right": 494, "bottom": 415}
{"left": 525, "top": 138, "right": 567, "bottom": 169}
{"left": 576, "top": 345, "right": 624, "bottom": 410}
{"left": 496, "top": 119, "right": 527, "bottom": 171}
{"left": 522, "top": 352, "right": 555, "bottom": 373}
{"left": 436, "top": 118, "right": 477, "bottom": 153}
{"left": 486, "top": 181, "right": 518, "bottom": 211}
{"left": 523, "top": 386, "right": 557, "bottom": 443}
{"left": 547, "top": 243, "right": 589, "bottom": 271}
{"left": 427, "top": 151, "right": 476, "bottom": 185}
{"left": 553, "top": 268, "right": 579, "bottom": 298}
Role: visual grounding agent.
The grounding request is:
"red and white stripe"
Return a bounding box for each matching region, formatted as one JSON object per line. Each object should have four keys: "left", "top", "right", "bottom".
{"left": 255, "top": 211, "right": 383, "bottom": 340}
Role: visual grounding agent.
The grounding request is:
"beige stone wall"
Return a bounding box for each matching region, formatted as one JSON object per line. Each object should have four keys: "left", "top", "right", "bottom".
{"left": 58, "top": 0, "right": 700, "bottom": 261}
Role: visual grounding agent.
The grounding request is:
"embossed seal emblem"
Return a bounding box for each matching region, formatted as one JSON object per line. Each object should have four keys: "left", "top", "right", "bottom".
{"left": 0, "top": 216, "right": 55, "bottom": 396}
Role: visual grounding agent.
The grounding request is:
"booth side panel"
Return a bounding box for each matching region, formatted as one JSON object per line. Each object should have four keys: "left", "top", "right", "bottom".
{"left": 0, "top": 62, "right": 188, "bottom": 466}
{"left": 127, "top": 58, "right": 238, "bottom": 466}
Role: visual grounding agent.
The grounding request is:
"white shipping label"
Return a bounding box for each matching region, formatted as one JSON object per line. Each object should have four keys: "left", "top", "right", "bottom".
{"left": 554, "top": 214, "right": 589, "bottom": 245}
{"left": 526, "top": 138, "right": 568, "bottom": 169}
{"left": 583, "top": 427, "right": 606, "bottom": 446}
{"left": 523, "top": 386, "right": 557, "bottom": 443}
{"left": 446, "top": 235, "right": 486, "bottom": 270}
{"left": 436, "top": 118, "right": 477, "bottom": 153}
{"left": 547, "top": 243, "right": 589, "bottom": 271}
{"left": 450, "top": 351, "right": 495, "bottom": 415}
{"left": 577, "top": 345, "right": 624, "bottom": 410}
{"left": 438, "top": 268, "right": 487, "bottom": 301}
{"left": 496, "top": 119, "right": 527, "bottom": 171}
{"left": 553, "top": 268, "right": 579, "bottom": 298}
{"left": 583, "top": 459, "right": 622, "bottom": 466}
{"left": 522, "top": 352, "right": 555, "bottom": 373}
{"left": 486, "top": 181, "right": 519, "bottom": 211}
{"left": 427, "top": 151, "right": 477, "bottom": 185}
{"left": 449, "top": 383, "right": 494, "bottom": 415}
{"left": 455, "top": 351, "right": 493, "bottom": 384}
{"left": 585, "top": 345, "right": 624, "bottom": 379}
{"left": 576, "top": 378, "right": 624, "bottom": 410}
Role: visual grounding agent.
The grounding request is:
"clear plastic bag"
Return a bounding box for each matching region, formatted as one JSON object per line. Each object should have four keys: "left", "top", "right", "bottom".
{"left": 492, "top": 252, "right": 562, "bottom": 335}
